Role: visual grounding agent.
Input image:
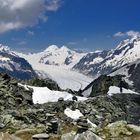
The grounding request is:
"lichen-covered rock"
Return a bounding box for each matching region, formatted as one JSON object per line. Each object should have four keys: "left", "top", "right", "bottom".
{"left": 61, "top": 131, "right": 76, "bottom": 140}
{"left": 127, "top": 124, "right": 140, "bottom": 133}
{"left": 0, "top": 132, "right": 22, "bottom": 140}
{"left": 14, "top": 129, "right": 39, "bottom": 140}
{"left": 61, "top": 131, "right": 103, "bottom": 140}
{"left": 25, "top": 78, "right": 61, "bottom": 91}
{"left": 96, "top": 121, "right": 140, "bottom": 139}
{"left": 0, "top": 73, "right": 140, "bottom": 140}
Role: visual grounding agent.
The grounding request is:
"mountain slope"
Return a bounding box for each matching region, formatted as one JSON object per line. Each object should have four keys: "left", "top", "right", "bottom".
{"left": 73, "top": 50, "right": 108, "bottom": 75}
{"left": 40, "top": 45, "right": 86, "bottom": 68}
{"left": 21, "top": 45, "right": 86, "bottom": 69}
{"left": 0, "top": 44, "right": 36, "bottom": 80}
{"left": 73, "top": 37, "right": 140, "bottom": 76}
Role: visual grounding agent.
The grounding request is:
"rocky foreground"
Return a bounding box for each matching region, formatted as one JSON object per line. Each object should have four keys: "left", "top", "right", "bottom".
{"left": 0, "top": 73, "right": 140, "bottom": 140}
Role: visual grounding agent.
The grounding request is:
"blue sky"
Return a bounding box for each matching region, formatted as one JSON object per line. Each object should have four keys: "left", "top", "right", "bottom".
{"left": 0, "top": 0, "right": 140, "bottom": 52}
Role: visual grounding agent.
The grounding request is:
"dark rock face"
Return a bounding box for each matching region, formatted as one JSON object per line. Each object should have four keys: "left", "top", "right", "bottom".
{"left": 128, "top": 62, "right": 140, "bottom": 92}
{"left": 112, "top": 94, "right": 140, "bottom": 125}
{"left": 110, "top": 60, "right": 140, "bottom": 93}
{"left": 0, "top": 52, "right": 37, "bottom": 80}
{"left": 25, "top": 78, "right": 61, "bottom": 91}
{"left": 64, "top": 56, "right": 72, "bottom": 65}
{"left": 82, "top": 75, "right": 129, "bottom": 97}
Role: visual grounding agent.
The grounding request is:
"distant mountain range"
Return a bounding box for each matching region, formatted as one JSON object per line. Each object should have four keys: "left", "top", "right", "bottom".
{"left": 18, "top": 45, "right": 86, "bottom": 69}
{"left": 18, "top": 37, "right": 140, "bottom": 77}
{"left": 73, "top": 37, "right": 140, "bottom": 77}
{"left": 0, "top": 37, "right": 140, "bottom": 91}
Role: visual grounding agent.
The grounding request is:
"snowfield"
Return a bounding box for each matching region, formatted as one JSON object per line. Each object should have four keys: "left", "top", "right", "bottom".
{"left": 30, "top": 64, "right": 93, "bottom": 91}
{"left": 108, "top": 86, "right": 139, "bottom": 96}
{"left": 18, "top": 83, "right": 87, "bottom": 104}
{"left": 19, "top": 48, "right": 93, "bottom": 91}
{"left": 32, "top": 86, "right": 87, "bottom": 104}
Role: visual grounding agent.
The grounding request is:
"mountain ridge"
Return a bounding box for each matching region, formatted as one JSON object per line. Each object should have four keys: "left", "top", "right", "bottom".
{"left": 19, "top": 45, "right": 86, "bottom": 69}
{"left": 0, "top": 44, "right": 37, "bottom": 80}
{"left": 73, "top": 37, "right": 140, "bottom": 76}
{"left": 1, "top": 37, "right": 140, "bottom": 90}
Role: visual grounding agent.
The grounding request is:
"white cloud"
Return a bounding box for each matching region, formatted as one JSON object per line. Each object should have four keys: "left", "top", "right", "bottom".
{"left": 126, "top": 30, "right": 140, "bottom": 37}
{"left": 114, "top": 32, "right": 125, "bottom": 37}
{"left": 0, "top": 0, "right": 62, "bottom": 33}
{"left": 114, "top": 30, "right": 140, "bottom": 38}
{"left": 45, "top": 0, "right": 62, "bottom": 11}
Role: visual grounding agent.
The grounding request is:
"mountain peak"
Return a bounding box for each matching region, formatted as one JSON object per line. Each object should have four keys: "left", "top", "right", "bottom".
{"left": 116, "top": 36, "right": 140, "bottom": 50}
{"left": 43, "top": 45, "right": 72, "bottom": 53}
{"left": 0, "top": 44, "right": 17, "bottom": 56}
{"left": 60, "top": 46, "right": 70, "bottom": 51}
{"left": 44, "top": 45, "right": 59, "bottom": 52}
{"left": 0, "top": 44, "right": 10, "bottom": 52}
{"left": 94, "top": 50, "right": 103, "bottom": 53}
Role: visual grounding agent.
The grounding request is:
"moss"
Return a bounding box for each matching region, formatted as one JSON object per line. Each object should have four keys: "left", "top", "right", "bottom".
{"left": 14, "top": 127, "right": 46, "bottom": 140}
{"left": 96, "top": 121, "right": 140, "bottom": 140}
{"left": 59, "top": 122, "right": 78, "bottom": 135}
{"left": 49, "top": 134, "right": 61, "bottom": 140}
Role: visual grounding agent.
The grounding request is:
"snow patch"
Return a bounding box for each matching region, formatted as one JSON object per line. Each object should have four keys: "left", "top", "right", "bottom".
{"left": 82, "top": 86, "right": 92, "bottom": 97}
{"left": 87, "top": 119, "right": 97, "bottom": 128}
{"left": 64, "top": 108, "right": 83, "bottom": 120}
{"left": 0, "top": 57, "right": 10, "bottom": 61}
{"left": 108, "top": 86, "right": 138, "bottom": 96}
{"left": 64, "top": 108, "right": 97, "bottom": 127}
{"left": 89, "top": 57, "right": 104, "bottom": 65}
{"left": 18, "top": 83, "right": 87, "bottom": 104}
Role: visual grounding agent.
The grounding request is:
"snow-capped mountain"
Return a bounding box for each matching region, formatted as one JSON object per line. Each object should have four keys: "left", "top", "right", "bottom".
{"left": 73, "top": 50, "right": 109, "bottom": 75}
{"left": 0, "top": 44, "right": 36, "bottom": 80}
{"left": 21, "top": 45, "right": 86, "bottom": 69}
{"left": 18, "top": 45, "right": 92, "bottom": 91}
{"left": 18, "top": 38, "right": 140, "bottom": 90}
{"left": 40, "top": 45, "right": 86, "bottom": 68}
{"left": 73, "top": 37, "right": 140, "bottom": 77}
